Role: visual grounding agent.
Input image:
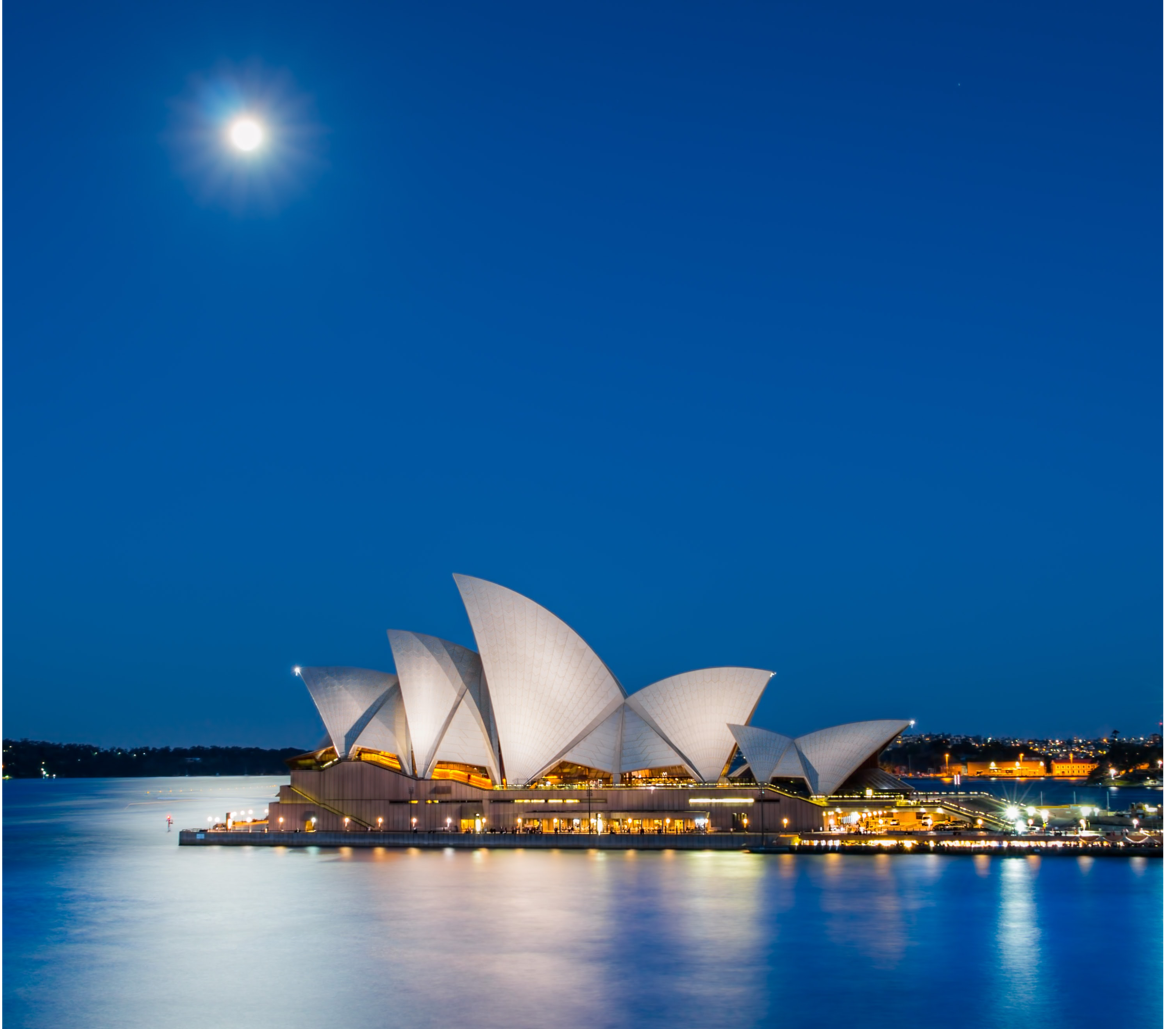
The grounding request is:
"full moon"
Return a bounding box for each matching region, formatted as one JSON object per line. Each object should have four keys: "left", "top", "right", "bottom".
{"left": 229, "top": 118, "right": 264, "bottom": 152}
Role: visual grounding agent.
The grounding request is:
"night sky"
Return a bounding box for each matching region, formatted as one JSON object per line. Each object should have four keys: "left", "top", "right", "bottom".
{"left": 5, "top": 2, "right": 1157, "bottom": 748}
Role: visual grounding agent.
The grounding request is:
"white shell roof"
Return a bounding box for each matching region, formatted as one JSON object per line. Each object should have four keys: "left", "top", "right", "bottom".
{"left": 730, "top": 718, "right": 908, "bottom": 795}
{"left": 432, "top": 692, "right": 501, "bottom": 782}
{"left": 627, "top": 667, "right": 773, "bottom": 782}
{"left": 727, "top": 724, "right": 794, "bottom": 784}
{"left": 298, "top": 667, "right": 401, "bottom": 759}
{"left": 352, "top": 683, "right": 411, "bottom": 763}
{"left": 557, "top": 703, "right": 687, "bottom": 779}
{"left": 454, "top": 574, "right": 627, "bottom": 784}
{"left": 794, "top": 719, "right": 910, "bottom": 797}
{"left": 618, "top": 705, "right": 686, "bottom": 773}
{"left": 301, "top": 579, "right": 791, "bottom": 787}
{"left": 559, "top": 705, "right": 623, "bottom": 774}
{"left": 770, "top": 743, "right": 808, "bottom": 780}
{"left": 388, "top": 630, "right": 498, "bottom": 779}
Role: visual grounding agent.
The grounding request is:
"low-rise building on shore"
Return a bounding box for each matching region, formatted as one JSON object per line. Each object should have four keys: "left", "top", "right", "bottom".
{"left": 965, "top": 753, "right": 1047, "bottom": 777}
{"left": 1050, "top": 753, "right": 1100, "bottom": 777}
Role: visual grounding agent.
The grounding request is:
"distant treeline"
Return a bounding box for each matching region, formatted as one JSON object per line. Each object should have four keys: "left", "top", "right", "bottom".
{"left": 2, "top": 739, "right": 307, "bottom": 779}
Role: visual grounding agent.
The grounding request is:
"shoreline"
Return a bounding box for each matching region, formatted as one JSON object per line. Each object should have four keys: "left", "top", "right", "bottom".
{"left": 178, "top": 829, "right": 1161, "bottom": 857}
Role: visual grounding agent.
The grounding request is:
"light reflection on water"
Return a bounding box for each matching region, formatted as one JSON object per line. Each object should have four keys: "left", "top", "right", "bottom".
{"left": 996, "top": 857, "right": 1043, "bottom": 1017}
{"left": 4, "top": 778, "right": 1161, "bottom": 1029}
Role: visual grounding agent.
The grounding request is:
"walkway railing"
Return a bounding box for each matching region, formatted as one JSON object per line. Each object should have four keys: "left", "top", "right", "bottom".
{"left": 288, "top": 785, "right": 373, "bottom": 829}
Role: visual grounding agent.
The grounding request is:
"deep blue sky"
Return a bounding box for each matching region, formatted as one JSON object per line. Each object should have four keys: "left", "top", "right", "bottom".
{"left": 5, "top": 2, "right": 1158, "bottom": 748}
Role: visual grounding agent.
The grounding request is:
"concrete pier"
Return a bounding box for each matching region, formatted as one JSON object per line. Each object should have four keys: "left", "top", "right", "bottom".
{"left": 179, "top": 828, "right": 1161, "bottom": 856}
{"left": 179, "top": 829, "right": 797, "bottom": 851}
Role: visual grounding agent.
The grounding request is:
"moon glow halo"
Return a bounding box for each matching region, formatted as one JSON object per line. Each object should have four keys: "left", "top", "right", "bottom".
{"left": 229, "top": 118, "right": 264, "bottom": 152}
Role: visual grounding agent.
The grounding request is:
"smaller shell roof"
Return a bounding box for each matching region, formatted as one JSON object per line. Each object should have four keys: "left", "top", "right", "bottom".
{"left": 728, "top": 724, "right": 794, "bottom": 784}
{"left": 628, "top": 668, "right": 773, "bottom": 782}
{"left": 298, "top": 667, "right": 400, "bottom": 760}
{"left": 730, "top": 719, "right": 909, "bottom": 796}
{"left": 794, "top": 719, "right": 910, "bottom": 797}
{"left": 388, "top": 630, "right": 497, "bottom": 779}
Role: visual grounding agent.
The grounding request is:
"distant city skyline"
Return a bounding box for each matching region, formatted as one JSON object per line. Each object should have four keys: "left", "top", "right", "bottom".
{"left": 5, "top": 2, "right": 1157, "bottom": 748}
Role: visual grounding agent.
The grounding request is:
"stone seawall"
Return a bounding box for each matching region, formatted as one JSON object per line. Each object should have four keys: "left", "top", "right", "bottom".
{"left": 178, "top": 829, "right": 795, "bottom": 851}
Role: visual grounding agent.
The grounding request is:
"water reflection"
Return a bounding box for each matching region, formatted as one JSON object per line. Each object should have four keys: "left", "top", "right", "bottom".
{"left": 995, "top": 858, "right": 1043, "bottom": 1018}
{"left": 665, "top": 852, "right": 765, "bottom": 1017}
{"left": 807, "top": 852, "right": 940, "bottom": 969}
{"left": 3, "top": 780, "right": 1160, "bottom": 1029}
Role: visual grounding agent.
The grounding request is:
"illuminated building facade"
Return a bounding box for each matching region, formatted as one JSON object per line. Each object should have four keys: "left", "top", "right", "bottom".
{"left": 1050, "top": 754, "right": 1099, "bottom": 777}
{"left": 267, "top": 576, "right": 908, "bottom": 835}
{"left": 965, "top": 754, "right": 1047, "bottom": 777}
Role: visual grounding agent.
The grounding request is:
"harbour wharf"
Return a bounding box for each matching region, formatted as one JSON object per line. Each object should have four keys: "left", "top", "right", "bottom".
{"left": 179, "top": 829, "right": 799, "bottom": 850}
{"left": 178, "top": 828, "right": 1160, "bottom": 855}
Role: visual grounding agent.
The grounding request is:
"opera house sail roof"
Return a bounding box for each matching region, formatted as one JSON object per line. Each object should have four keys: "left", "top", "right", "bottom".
{"left": 626, "top": 667, "right": 772, "bottom": 782}
{"left": 294, "top": 575, "right": 907, "bottom": 795}
{"left": 729, "top": 719, "right": 911, "bottom": 797}
{"left": 453, "top": 574, "right": 627, "bottom": 785}
{"left": 297, "top": 667, "right": 409, "bottom": 761}
{"left": 387, "top": 630, "right": 499, "bottom": 782}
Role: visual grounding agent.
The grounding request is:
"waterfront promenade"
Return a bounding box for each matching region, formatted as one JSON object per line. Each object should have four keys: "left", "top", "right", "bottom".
{"left": 180, "top": 829, "right": 797, "bottom": 851}
{"left": 178, "top": 828, "right": 1160, "bottom": 856}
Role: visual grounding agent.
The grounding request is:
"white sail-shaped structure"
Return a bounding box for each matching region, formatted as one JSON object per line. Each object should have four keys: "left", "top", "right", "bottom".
{"left": 617, "top": 705, "right": 687, "bottom": 774}
{"left": 627, "top": 668, "right": 773, "bottom": 782}
{"left": 729, "top": 719, "right": 909, "bottom": 796}
{"left": 294, "top": 575, "right": 906, "bottom": 797}
{"left": 554, "top": 670, "right": 772, "bottom": 783}
{"left": 557, "top": 702, "right": 698, "bottom": 783}
{"left": 727, "top": 724, "right": 795, "bottom": 784}
{"left": 387, "top": 630, "right": 499, "bottom": 781}
{"left": 794, "top": 720, "right": 910, "bottom": 796}
{"left": 351, "top": 685, "right": 412, "bottom": 762}
{"left": 454, "top": 574, "right": 626, "bottom": 784}
{"left": 297, "top": 667, "right": 405, "bottom": 760}
{"left": 431, "top": 694, "right": 501, "bottom": 781}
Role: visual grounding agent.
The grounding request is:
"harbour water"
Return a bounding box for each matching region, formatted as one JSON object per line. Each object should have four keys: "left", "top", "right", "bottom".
{"left": 4, "top": 777, "right": 1161, "bottom": 1028}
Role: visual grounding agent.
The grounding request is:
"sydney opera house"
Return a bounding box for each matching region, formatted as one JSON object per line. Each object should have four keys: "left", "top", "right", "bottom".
{"left": 268, "top": 575, "right": 910, "bottom": 835}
